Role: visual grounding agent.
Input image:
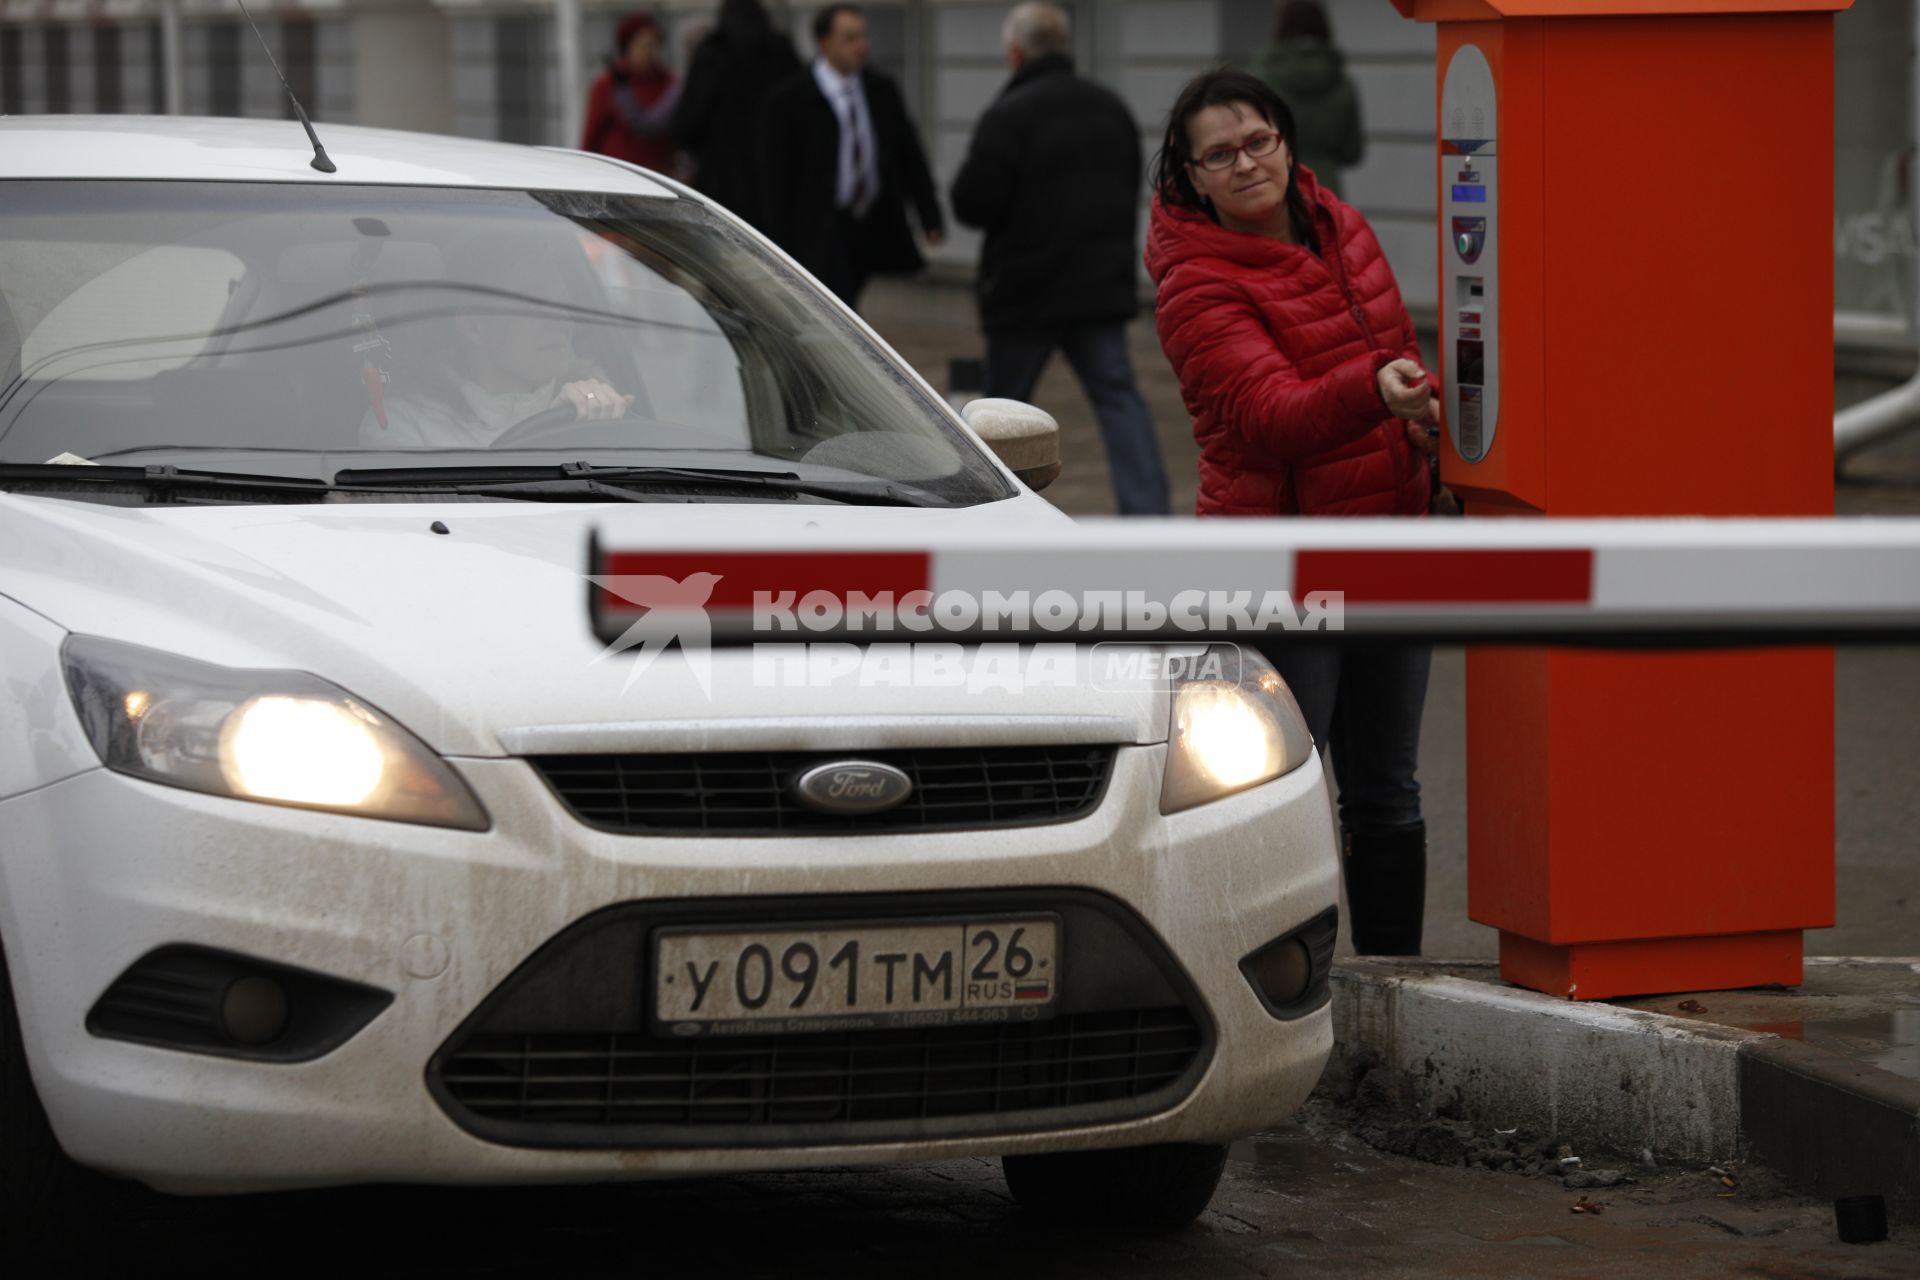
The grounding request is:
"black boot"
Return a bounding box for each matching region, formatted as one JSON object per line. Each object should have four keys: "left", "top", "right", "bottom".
{"left": 1343, "top": 822, "right": 1427, "bottom": 956}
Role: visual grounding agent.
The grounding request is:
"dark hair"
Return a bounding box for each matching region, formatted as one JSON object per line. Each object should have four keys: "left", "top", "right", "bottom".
{"left": 717, "top": 0, "right": 773, "bottom": 43}
{"left": 813, "top": 4, "right": 863, "bottom": 42}
{"left": 1150, "top": 68, "right": 1318, "bottom": 249}
{"left": 1276, "top": 0, "right": 1331, "bottom": 44}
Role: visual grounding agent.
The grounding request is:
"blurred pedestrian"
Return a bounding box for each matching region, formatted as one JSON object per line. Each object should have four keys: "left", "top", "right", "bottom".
{"left": 671, "top": 0, "right": 801, "bottom": 229}
{"left": 1146, "top": 68, "right": 1438, "bottom": 955}
{"left": 580, "top": 13, "right": 681, "bottom": 175}
{"left": 1253, "top": 1, "right": 1363, "bottom": 196}
{"left": 950, "top": 3, "right": 1169, "bottom": 515}
{"left": 759, "top": 4, "right": 944, "bottom": 308}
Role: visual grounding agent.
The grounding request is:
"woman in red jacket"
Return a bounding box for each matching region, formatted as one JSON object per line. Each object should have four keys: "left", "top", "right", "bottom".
{"left": 1146, "top": 68, "right": 1438, "bottom": 956}
{"left": 580, "top": 13, "right": 681, "bottom": 176}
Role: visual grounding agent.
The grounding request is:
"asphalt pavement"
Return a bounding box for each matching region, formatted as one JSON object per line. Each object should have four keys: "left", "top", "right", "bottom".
{"left": 75, "top": 1102, "right": 1920, "bottom": 1277}
{"left": 862, "top": 279, "right": 1920, "bottom": 962}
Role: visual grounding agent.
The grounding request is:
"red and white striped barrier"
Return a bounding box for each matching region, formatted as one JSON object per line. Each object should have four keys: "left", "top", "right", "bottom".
{"left": 589, "top": 518, "right": 1920, "bottom": 646}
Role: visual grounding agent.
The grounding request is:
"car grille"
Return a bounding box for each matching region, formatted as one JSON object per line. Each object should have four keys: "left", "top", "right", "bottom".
{"left": 439, "top": 1008, "right": 1202, "bottom": 1131}
{"left": 427, "top": 891, "right": 1213, "bottom": 1149}
{"left": 528, "top": 745, "right": 1117, "bottom": 835}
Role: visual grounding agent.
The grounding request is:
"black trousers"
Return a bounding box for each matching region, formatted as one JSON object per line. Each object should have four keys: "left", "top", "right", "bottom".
{"left": 819, "top": 210, "right": 872, "bottom": 310}
{"left": 1259, "top": 641, "right": 1432, "bottom": 833}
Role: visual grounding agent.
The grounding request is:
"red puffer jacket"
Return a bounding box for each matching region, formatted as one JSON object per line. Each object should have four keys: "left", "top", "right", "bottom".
{"left": 1145, "top": 168, "right": 1432, "bottom": 517}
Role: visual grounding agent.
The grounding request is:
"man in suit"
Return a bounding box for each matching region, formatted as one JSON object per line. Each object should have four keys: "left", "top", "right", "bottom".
{"left": 759, "top": 5, "right": 944, "bottom": 309}
{"left": 950, "top": 2, "right": 1169, "bottom": 515}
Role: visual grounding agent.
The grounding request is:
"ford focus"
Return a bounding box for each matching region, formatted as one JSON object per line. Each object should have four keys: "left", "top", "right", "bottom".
{"left": 0, "top": 116, "right": 1338, "bottom": 1238}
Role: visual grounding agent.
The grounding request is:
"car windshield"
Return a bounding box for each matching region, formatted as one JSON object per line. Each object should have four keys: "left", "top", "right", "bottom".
{"left": 0, "top": 181, "right": 1012, "bottom": 505}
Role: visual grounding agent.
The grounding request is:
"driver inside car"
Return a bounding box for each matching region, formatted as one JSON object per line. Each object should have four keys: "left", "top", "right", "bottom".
{"left": 359, "top": 233, "right": 634, "bottom": 449}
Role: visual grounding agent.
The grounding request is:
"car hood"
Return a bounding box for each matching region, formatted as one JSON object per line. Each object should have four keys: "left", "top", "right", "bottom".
{"left": 0, "top": 493, "right": 1167, "bottom": 754}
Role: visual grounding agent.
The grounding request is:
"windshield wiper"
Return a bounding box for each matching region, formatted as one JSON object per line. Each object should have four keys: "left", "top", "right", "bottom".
{"left": 0, "top": 463, "right": 335, "bottom": 499}
{"left": 0, "top": 461, "right": 947, "bottom": 508}
{"left": 372, "top": 477, "right": 760, "bottom": 504}
{"left": 0, "top": 463, "right": 757, "bottom": 506}
{"left": 333, "top": 463, "right": 951, "bottom": 507}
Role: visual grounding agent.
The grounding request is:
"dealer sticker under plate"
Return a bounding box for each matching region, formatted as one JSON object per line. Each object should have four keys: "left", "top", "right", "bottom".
{"left": 653, "top": 917, "right": 1060, "bottom": 1036}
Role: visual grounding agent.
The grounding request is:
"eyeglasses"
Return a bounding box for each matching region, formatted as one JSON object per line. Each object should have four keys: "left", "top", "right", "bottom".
{"left": 1195, "top": 131, "right": 1283, "bottom": 173}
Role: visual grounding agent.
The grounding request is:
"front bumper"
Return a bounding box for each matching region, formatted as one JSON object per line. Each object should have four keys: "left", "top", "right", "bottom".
{"left": 0, "top": 745, "right": 1337, "bottom": 1194}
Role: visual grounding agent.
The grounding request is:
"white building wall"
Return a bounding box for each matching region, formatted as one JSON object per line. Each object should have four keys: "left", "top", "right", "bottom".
{"left": 542, "top": 12, "right": 569, "bottom": 146}
{"left": 1330, "top": 0, "right": 1438, "bottom": 312}
{"left": 18, "top": 0, "right": 1895, "bottom": 332}
{"left": 1115, "top": 0, "right": 1218, "bottom": 121}
{"left": 449, "top": 17, "right": 496, "bottom": 139}
{"left": 123, "top": 23, "right": 160, "bottom": 115}
{"left": 0, "top": 0, "right": 1448, "bottom": 316}
{"left": 241, "top": 20, "right": 286, "bottom": 119}
{"left": 317, "top": 17, "right": 355, "bottom": 121}
{"left": 500, "top": 12, "right": 552, "bottom": 143}
{"left": 15, "top": 27, "right": 48, "bottom": 113}
{"left": 352, "top": 9, "right": 451, "bottom": 134}
{"left": 68, "top": 26, "right": 97, "bottom": 112}
{"left": 927, "top": 3, "right": 1007, "bottom": 269}
{"left": 180, "top": 20, "right": 213, "bottom": 116}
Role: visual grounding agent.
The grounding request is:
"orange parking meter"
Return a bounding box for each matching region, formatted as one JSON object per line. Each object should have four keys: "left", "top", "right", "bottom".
{"left": 1392, "top": 1, "right": 1849, "bottom": 999}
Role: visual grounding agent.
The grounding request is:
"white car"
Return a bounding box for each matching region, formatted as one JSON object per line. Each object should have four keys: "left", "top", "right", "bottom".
{"left": 0, "top": 116, "right": 1336, "bottom": 1234}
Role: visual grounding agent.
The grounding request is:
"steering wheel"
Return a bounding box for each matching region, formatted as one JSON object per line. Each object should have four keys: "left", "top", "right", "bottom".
{"left": 487, "top": 404, "right": 639, "bottom": 452}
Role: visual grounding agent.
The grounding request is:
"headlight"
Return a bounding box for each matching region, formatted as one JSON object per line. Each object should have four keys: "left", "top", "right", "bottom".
{"left": 62, "top": 636, "right": 489, "bottom": 830}
{"left": 1161, "top": 646, "right": 1315, "bottom": 814}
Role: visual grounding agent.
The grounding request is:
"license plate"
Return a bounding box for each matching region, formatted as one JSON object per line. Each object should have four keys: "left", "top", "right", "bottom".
{"left": 653, "top": 916, "right": 1060, "bottom": 1036}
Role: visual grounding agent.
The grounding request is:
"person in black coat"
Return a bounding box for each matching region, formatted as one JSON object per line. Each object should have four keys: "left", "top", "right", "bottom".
{"left": 758, "top": 5, "right": 944, "bottom": 308}
{"left": 671, "top": 0, "right": 801, "bottom": 231}
{"left": 950, "top": 2, "right": 1169, "bottom": 514}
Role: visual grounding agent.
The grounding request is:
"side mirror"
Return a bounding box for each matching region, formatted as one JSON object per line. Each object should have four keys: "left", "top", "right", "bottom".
{"left": 961, "top": 398, "right": 1061, "bottom": 492}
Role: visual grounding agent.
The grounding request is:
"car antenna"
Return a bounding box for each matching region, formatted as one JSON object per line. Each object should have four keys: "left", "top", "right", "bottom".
{"left": 233, "top": 0, "right": 336, "bottom": 173}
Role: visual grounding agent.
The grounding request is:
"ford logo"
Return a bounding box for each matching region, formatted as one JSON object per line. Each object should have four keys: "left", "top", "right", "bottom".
{"left": 792, "top": 761, "right": 914, "bottom": 815}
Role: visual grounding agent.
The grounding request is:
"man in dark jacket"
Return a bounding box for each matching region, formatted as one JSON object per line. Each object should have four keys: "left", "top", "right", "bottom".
{"left": 759, "top": 5, "right": 944, "bottom": 309}
{"left": 949, "top": 3, "right": 1168, "bottom": 515}
{"left": 671, "top": 0, "right": 800, "bottom": 232}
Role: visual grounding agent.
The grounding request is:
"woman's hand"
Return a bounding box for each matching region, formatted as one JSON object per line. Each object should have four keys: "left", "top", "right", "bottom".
{"left": 1376, "top": 359, "right": 1432, "bottom": 421}
{"left": 1405, "top": 395, "right": 1442, "bottom": 457}
{"left": 556, "top": 379, "right": 636, "bottom": 421}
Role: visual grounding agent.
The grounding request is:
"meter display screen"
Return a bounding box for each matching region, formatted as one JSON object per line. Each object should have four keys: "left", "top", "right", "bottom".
{"left": 1451, "top": 185, "right": 1487, "bottom": 203}
{"left": 1456, "top": 339, "right": 1486, "bottom": 387}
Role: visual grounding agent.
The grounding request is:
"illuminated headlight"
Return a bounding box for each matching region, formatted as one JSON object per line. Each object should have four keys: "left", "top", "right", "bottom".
{"left": 62, "top": 636, "right": 488, "bottom": 830}
{"left": 1161, "top": 646, "right": 1315, "bottom": 814}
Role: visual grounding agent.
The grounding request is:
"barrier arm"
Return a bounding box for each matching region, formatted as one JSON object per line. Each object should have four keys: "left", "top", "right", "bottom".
{"left": 588, "top": 517, "right": 1920, "bottom": 648}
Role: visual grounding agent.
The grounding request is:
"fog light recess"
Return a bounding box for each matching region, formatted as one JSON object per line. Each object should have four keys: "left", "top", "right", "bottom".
{"left": 222, "top": 975, "right": 291, "bottom": 1045}
{"left": 1239, "top": 908, "right": 1338, "bottom": 1020}
{"left": 88, "top": 945, "right": 392, "bottom": 1062}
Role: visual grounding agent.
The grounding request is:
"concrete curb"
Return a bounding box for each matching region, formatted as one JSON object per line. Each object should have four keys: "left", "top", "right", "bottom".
{"left": 1330, "top": 960, "right": 1765, "bottom": 1164}
{"left": 1742, "top": 1037, "right": 1920, "bottom": 1223}
{"left": 1330, "top": 958, "right": 1920, "bottom": 1223}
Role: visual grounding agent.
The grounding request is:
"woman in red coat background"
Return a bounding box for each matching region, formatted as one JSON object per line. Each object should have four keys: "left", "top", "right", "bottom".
{"left": 580, "top": 13, "right": 681, "bottom": 175}
{"left": 1146, "top": 68, "right": 1439, "bottom": 956}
